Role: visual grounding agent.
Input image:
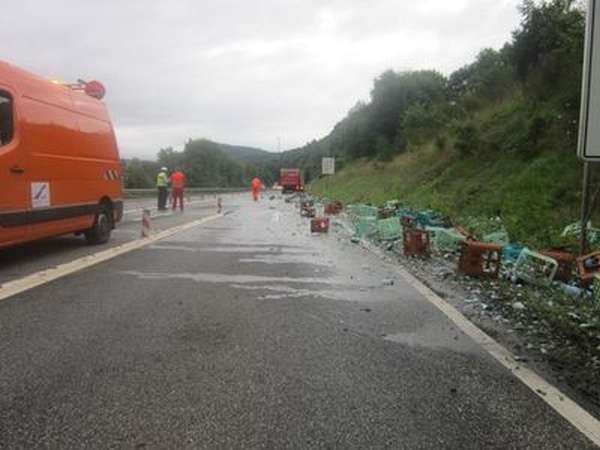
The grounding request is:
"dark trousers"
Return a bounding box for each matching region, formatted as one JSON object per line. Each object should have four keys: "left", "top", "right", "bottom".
{"left": 172, "top": 188, "right": 184, "bottom": 211}
{"left": 157, "top": 187, "right": 168, "bottom": 210}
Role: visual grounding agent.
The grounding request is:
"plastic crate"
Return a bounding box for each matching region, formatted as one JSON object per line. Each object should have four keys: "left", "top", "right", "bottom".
{"left": 324, "top": 201, "right": 343, "bottom": 215}
{"left": 540, "top": 248, "right": 575, "bottom": 282}
{"left": 403, "top": 228, "right": 430, "bottom": 257}
{"left": 502, "top": 244, "right": 524, "bottom": 263}
{"left": 433, "top": 228, "right": 467, "bottom": 253}
{"left": 458, "top": 240, "right": 502, "bottom": 278}
{"left": 384, "top": 200, "right": 401, "bottom": 210}
{"left": 355, "top": 216, "right": 377, "bottom": 237}
{"left": 425, "top": 226, "right": 447, "bottom": 249}
{"left": 415, "top": 210, "right": 448, "bottom": 228}
{"left": 514, "top": 249, "right": 559, "bottom": 287}
{"left": 562, "top": 222, "right": 600, "bottom": 245}
{"left": 347, "top": 204, "right": 378, "bottom": 218}
{"left": 483, "top": 231, "right": 510, "bottom": 246}
{"left": 377, "top": 217, "right": 402, "bottom": 241}
{"left": 311, "top": 217, "right": 330, "bottom": 233}
{"left": 576, "top": 251, "right": 600, "bottom": 287}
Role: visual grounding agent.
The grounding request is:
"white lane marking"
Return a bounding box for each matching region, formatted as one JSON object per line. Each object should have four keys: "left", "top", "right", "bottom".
{"left": 0, "top": 214, "right": 224, "bottom": 303}
{"left": 395, "top": 266, "right": 600, "bottom": 447}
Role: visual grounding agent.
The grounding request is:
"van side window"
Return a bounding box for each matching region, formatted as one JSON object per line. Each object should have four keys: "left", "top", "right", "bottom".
{"left": 0, "top": 91, "right": 13, "bottom": 146}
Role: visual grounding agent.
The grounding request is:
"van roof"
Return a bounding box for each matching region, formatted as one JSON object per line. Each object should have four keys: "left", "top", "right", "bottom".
{"left": 0, "top": 59, "right": 111, "bottom": 123}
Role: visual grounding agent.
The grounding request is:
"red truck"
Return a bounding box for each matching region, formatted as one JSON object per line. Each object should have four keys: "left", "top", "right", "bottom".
{"left": 280, "top": 168, "right": 304, "bottom": 193}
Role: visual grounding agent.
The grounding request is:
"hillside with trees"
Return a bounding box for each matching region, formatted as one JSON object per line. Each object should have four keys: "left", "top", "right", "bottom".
{"left": 306, "top": 0, "right": 588, "bottom": 247}
{"left": 123, "top": 139, "right": 279, "bottom": 189}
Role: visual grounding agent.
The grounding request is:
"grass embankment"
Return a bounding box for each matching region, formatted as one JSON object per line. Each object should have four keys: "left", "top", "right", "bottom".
{"left": 311, "top": 145, "right": 584, "bottom": 249}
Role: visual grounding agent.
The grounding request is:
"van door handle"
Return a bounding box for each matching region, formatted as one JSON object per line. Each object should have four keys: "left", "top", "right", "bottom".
{"left": 10, "top": 166, "right": 25, "bottom": 174}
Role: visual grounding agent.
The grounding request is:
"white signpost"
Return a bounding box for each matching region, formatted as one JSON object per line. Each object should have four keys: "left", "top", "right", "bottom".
{"left": 579, "top": 0, "right": 600, "bottom": 252}
{"left": 579, "top": 0, "right": 600, "bottom": 160}
{"left": 322, "top": 157, "right": 335, "bottom": 176}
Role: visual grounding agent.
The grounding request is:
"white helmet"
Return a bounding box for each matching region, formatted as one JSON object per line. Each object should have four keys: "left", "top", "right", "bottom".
{"left": 161, "top": 167, "right": 168, "bottom": 171}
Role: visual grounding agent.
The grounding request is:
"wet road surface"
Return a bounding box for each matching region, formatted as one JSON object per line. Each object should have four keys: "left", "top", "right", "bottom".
{"left": 0, "top": 195, "right": 596, "bottom": 448}
{"left": 0, "top": 194, "right": 227, "bottom": 286}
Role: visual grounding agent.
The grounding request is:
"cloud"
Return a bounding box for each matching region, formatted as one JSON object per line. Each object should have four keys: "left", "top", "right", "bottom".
{"left": 0, "top": 0, "right": 522, "bottom": 158}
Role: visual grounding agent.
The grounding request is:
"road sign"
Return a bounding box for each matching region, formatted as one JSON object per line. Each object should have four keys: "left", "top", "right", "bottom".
{"left": 322, "top": 157, "right": 335, "bottom": 175}
{"left": 579, "top": 0, "right": 600, "bottom": 160}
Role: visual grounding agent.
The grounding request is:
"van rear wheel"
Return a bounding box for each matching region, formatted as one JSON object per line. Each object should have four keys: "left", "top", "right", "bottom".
{"left": 85, "top": 205, "right": 112, "bottom": 245}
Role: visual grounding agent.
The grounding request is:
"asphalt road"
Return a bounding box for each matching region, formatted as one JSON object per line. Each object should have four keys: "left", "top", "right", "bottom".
{"left": 0, "top": 194, "right": 227, "bottom": 285}
{"left": 0, "top": 195, "right": 596, "bottom": 449}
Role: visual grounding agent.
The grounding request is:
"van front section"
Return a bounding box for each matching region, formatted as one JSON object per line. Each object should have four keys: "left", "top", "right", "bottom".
{"left": 20, "top": 79, "right": 123, "bottom": 244}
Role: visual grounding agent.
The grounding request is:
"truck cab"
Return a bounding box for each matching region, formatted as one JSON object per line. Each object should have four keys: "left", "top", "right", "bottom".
{"left": 280, "top": 168, "right": 304, "bottom": 193}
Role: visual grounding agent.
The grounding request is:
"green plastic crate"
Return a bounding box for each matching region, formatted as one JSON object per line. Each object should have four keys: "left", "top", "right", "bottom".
{"left": 415, "top": 210, "right": 447, "bottom": 228}
{"left": 562, "top": 222, "right": 600, "bottom": 245}
{"left": 355, "top": 216, "right": 377, "bottom": 237}
{"left": 384, "top": 200, "right": 401, "bottom": 210}
{"left": 503, "top": 244, "right": 525, "bottom": 263}
{"left": 378, "top": 217, "right": 402, "bottom": 241}
{"left": 514, "top": 248, "right": 559, "bottom": 287}
{"left": 433, "top": 228, "right": 466, "bottom": 253}
{"left": 347, "top": 204, "right": 379, "bottom": 219}
{"left": 425, "top": 226, "right": 447, "bottom": 248}
{"left": 483, "top": 231, "right": 510, "bottom": 246}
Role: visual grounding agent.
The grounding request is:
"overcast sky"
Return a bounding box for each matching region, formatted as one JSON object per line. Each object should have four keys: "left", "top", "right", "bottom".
{"left": 1, "top": 0, "right": 522, "bottom": 158}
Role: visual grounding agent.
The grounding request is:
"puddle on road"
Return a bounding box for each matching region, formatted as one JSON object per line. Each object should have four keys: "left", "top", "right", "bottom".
{"left": 384, "top": 321, "right": 475, "bottom": 353}
{"left": 120, "top": 270, "right": 326, "bottom": 285}
{"left": 238, "top": 255, "right": 332, "bottom": 267}
{"left": 119, "top": 271, "right": 386, "bottom": 302}
{"left": 229, "top": 283, "right": 342, "bottom": 300}
{"left": 148, "top": 244, "right": 313, "bottom": 254}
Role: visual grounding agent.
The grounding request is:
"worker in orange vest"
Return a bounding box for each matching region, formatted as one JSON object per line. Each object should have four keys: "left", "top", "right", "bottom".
{"left": 170, "top": 168, "right": 186, "bottom": 211}
{"left": 251, "top": 177, "right": 263, "bottom": 201}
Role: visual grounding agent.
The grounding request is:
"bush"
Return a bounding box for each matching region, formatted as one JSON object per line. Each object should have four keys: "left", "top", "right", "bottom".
{"left": 451, "top": 120, "right": 480, "bottom": 157}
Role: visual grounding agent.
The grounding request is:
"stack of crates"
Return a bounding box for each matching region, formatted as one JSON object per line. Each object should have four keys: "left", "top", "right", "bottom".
{"left": 377, "top": 217, "right": 402, "bottom": 241}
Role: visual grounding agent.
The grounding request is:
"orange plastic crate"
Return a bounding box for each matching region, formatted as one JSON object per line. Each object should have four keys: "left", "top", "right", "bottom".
{"left": 458, "top": 240, "right": 502, "bottom": 278}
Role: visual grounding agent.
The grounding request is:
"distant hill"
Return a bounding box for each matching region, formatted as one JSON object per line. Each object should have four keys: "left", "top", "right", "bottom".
{"left": 217, "top": 143, "right": 277, "bottom": 164}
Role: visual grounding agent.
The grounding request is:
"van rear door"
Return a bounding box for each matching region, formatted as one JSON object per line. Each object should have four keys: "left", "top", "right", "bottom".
{"left": 0, "top": 85, "right": 28, "bottom": 246}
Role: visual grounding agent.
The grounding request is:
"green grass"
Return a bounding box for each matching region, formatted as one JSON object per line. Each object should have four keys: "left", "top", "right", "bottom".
{"left": 311, "top": 144, "right": 585, "bottom": 248}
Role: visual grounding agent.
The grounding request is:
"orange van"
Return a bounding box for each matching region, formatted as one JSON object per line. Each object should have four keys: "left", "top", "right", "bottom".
{"left": 0, "top": 60, "right": 123, "bottom": 249}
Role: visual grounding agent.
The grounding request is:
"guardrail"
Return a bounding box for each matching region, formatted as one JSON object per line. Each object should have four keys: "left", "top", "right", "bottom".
{"left": 124, "top": 187, "right": 250, "bottom": 198}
